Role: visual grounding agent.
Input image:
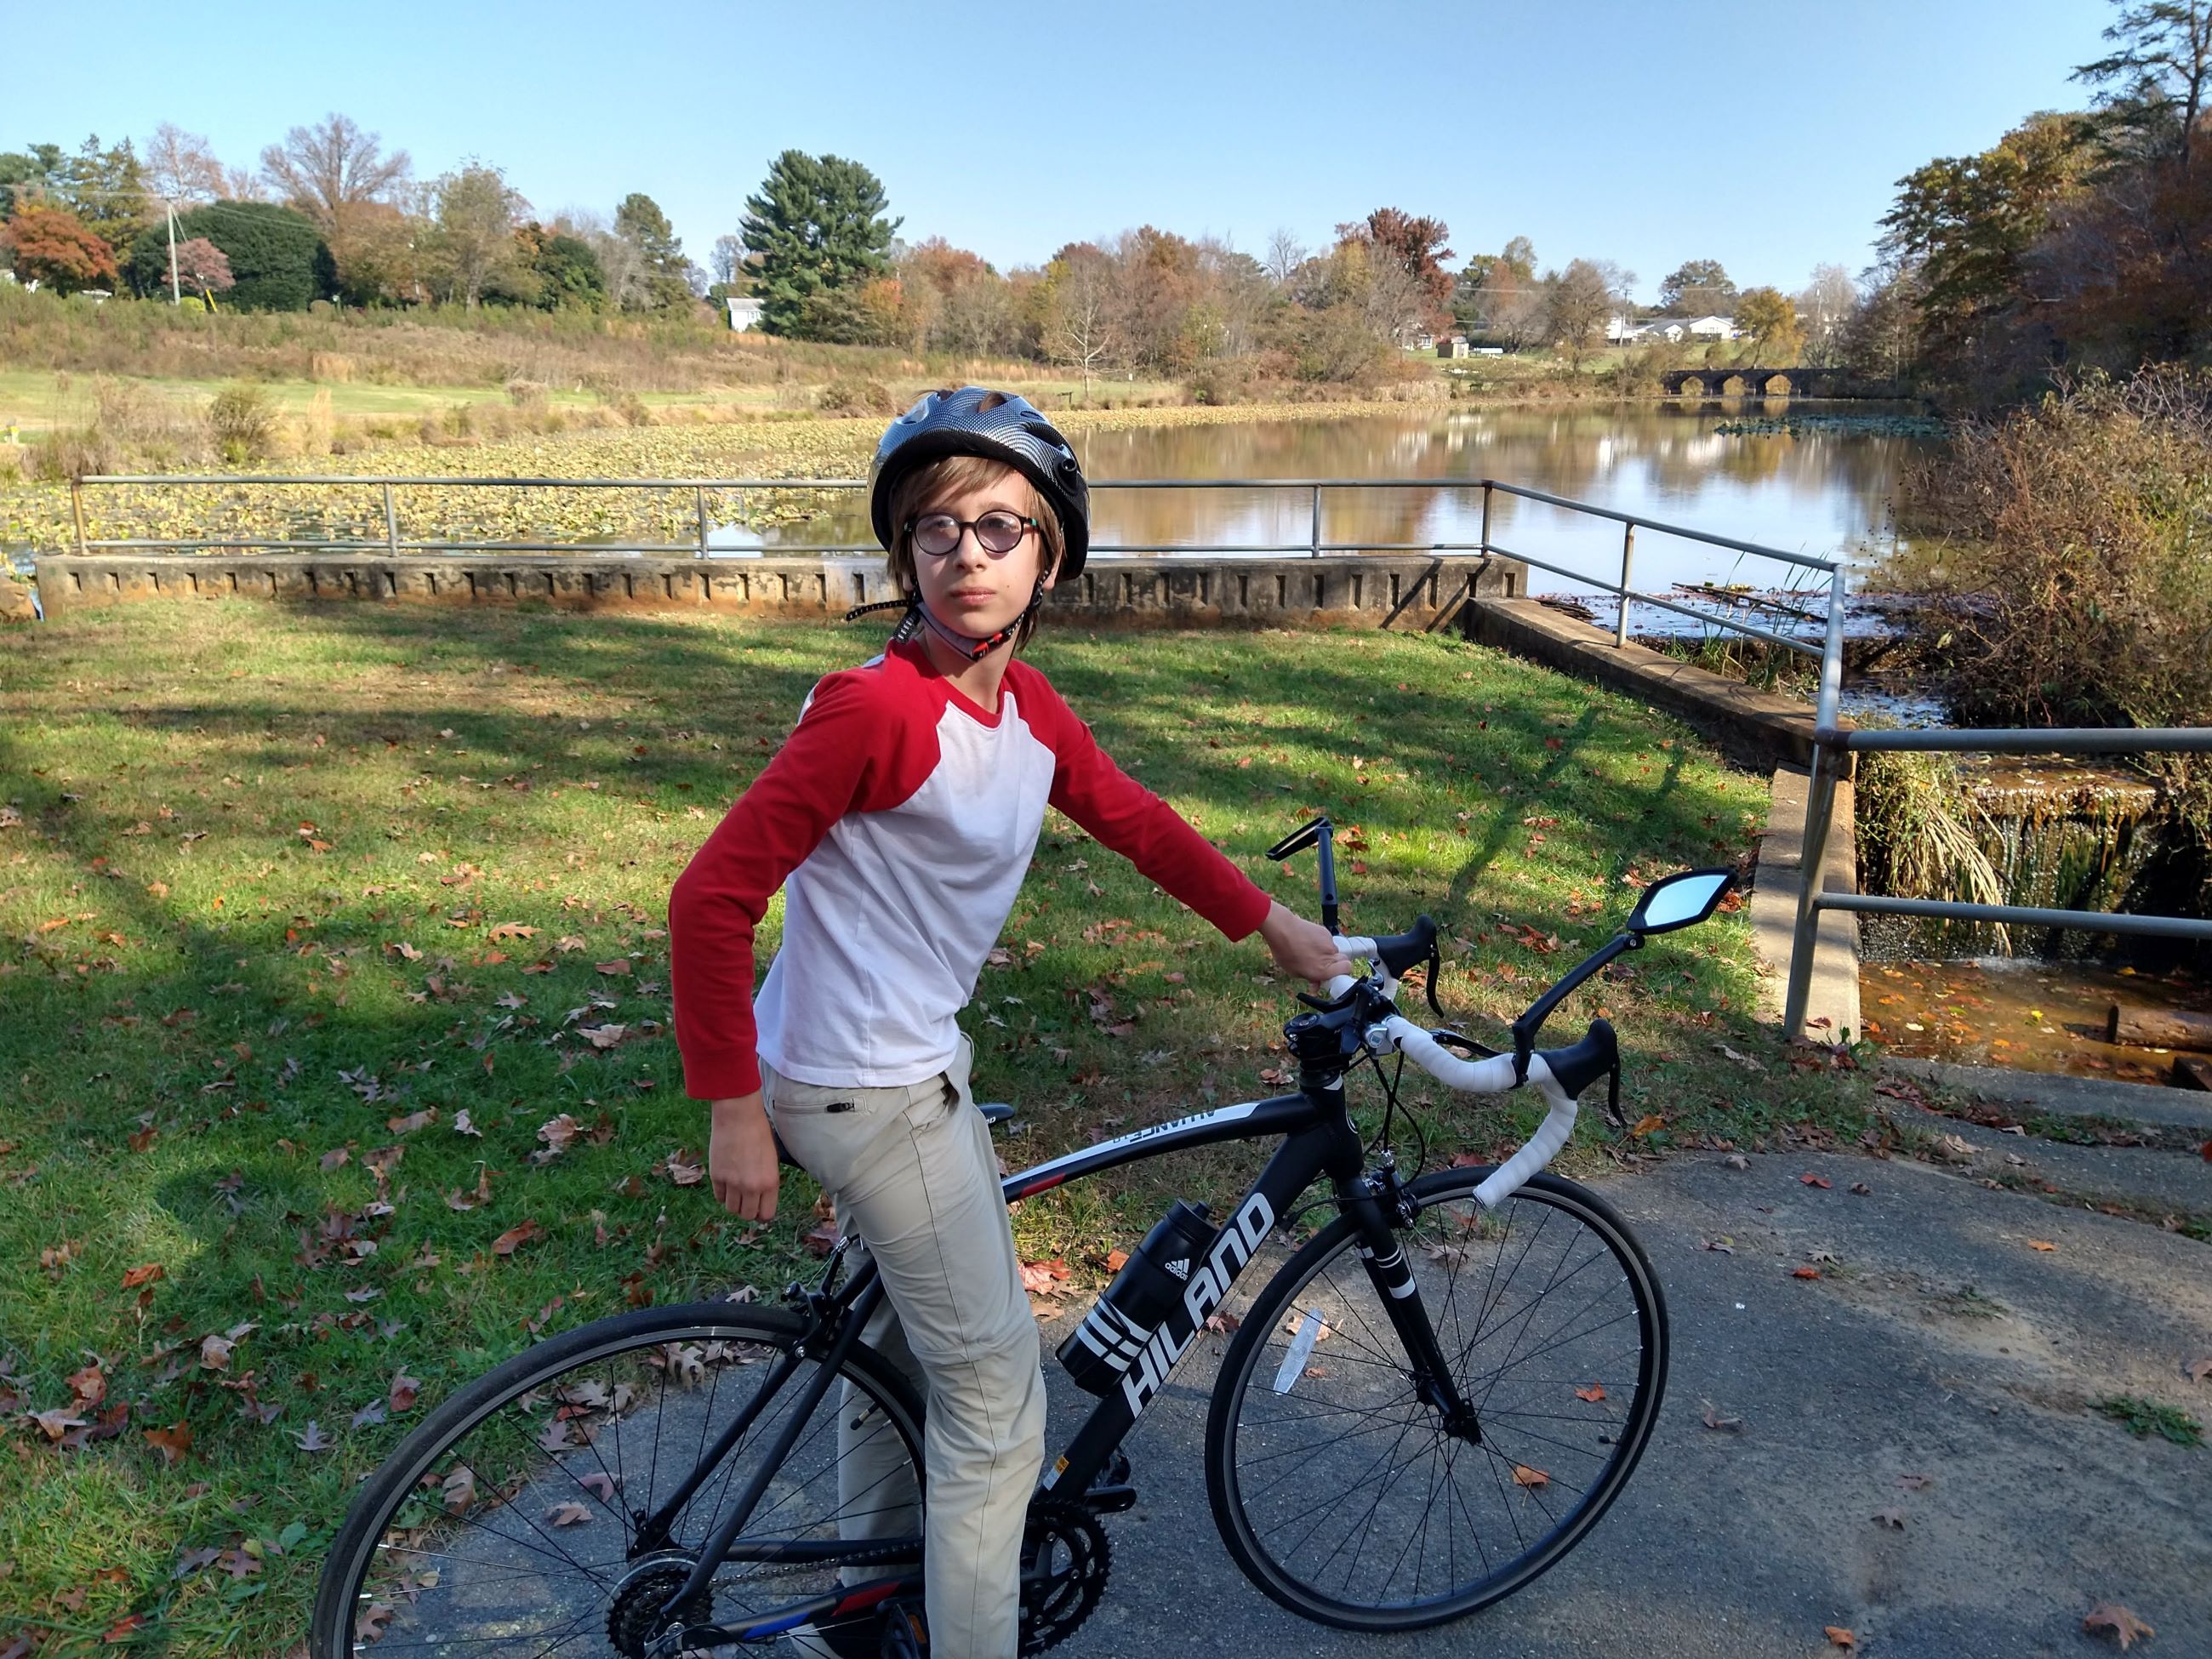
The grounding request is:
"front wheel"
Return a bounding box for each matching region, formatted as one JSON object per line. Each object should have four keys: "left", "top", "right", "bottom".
{"left": 309, "top": 1300, "right": 927, "bottom": 1659}
{"left": 1205, "top": 1168, "right": 1668, "bottom": 1631}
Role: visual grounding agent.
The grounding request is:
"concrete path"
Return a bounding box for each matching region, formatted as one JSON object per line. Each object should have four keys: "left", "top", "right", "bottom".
{"left": 1046, "top": 1132, "right": 2212, "bottom": 1658}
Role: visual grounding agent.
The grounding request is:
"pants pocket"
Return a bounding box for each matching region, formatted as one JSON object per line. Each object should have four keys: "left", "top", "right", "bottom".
{"left": 762, "top": 1071, "right": 906, "bottom": 1196}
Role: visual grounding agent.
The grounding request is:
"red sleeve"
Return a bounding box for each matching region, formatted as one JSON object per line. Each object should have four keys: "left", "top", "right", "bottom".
{"left": 669, "top": 668, "right": 934, "bottom": 1099}
{"left": 1012, "top": 664, "right": 1272, "bottom": 942}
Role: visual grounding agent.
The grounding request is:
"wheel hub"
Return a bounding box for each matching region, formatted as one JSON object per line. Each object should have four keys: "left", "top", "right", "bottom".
{"left": 606, "top": 1554, "right": 712, "bottom": 1659}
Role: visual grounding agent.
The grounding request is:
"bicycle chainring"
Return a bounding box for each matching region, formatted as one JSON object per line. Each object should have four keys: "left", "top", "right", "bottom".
{"left": 1018, "top": 1497, "right": 1111, "bottom": 1655}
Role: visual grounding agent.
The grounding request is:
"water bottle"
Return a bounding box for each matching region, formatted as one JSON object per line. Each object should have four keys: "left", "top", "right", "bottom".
{"left": 1057, "top": 1200, "right": 1217, "bottom": 1396}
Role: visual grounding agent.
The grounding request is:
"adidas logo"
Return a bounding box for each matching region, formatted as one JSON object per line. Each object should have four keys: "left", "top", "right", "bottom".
{"left": 1163, "top": 1257, "right": 1189, "bottom": 1280}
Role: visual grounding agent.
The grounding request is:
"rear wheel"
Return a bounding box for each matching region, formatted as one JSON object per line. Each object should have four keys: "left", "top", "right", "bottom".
{"left": 1205, "top": 1169, "right": 1667, "bottom": 1630}
{"left": 309, "top": 1301, "right": 926, "bottom": 1659}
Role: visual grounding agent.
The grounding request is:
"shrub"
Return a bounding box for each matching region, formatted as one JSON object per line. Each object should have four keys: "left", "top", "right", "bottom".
{"left": 1, "top": 206, "right": 120, "bottom": 295}
{"left": 126, "top": 202, "right": 336, "bottom": 312}
{"left": 816, "top": 375, "right": 897, "bottom": 416}
{"left": 208, "top": 382, "right": 276, "bottom": 462}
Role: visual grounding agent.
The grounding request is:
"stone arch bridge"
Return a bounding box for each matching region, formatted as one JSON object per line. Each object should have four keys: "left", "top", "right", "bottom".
{"left": 1660, "top": 366, "right": 1862, "bottom": 397}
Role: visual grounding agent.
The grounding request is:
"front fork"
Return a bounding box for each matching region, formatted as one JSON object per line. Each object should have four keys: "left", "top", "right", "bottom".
{"left": 1339, "top": 1157, "right": 1483, "bottom": 1445}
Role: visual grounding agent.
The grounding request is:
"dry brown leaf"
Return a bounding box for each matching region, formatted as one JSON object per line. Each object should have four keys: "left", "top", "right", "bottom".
{"left": 1824, "top": 1628, "right": 1855, "bottom": 1650}
{"left": 2186, "top": 1356, "right": 2212, "bottom": 1385}
{"left": 2083, "top": 1603, "right": 2154, "bottom": 1650}
{"left": 199, "top": 1333, "right": 236, "bottom": 1372}
{"left": 1105, "top": 1248, "right": 1130, "bottom": 1271}
{"left": 487, "top": 922, "right": 538, "bottom": 942}
{"left": 579, "top": 1471, "right": 622, "bottom": 1501}
{"left": 1573, "top": 1383, "right": 1607, "bottom": 1403}
{"left": 387, "top": 1109, "right": 438, "bottom": 1135}
{"left": 120, "top": 1262, "right": 165, "bottom": 1290}
{"left": 594, "top": 959, "right": 632, "bottom": 977}
{"left": 1793, "top": 1267, "right": 1822, "bottom": 1280}
{"left": 544, "top": 1501, "right": 592, "bottom": 1527}
{"left": 389, "top": 1374, "right": 422, "bottom": 1413}
{"left": 1800, "top": 1172, "right": 1833, "bottom": 1189}
{"left": 1896, "top": 1472, "right": 1935, "bottom": 1491}
{"left": 440, "top": 1464, "right": 476, "bottom": 1514}
{"left": 1511, "top": 1464, "right": 1549, "bottom": 1488}
{"left": 319, "top": 1148, "right": 350, "bottom": 1172}
{"left": 1702, "top": 1402, "right": 1744, "bottom": 1433}
{"left": 2028, "top": 1240, "right": 2058, "bottom": 1252}
{"left": 1871, "top": 1508, "right": 1907, "bottom": 1530}
{"left": 492, "top": 1219, "right": 543, "bottom": 1256}
{"left": 144, "top": 1421, "right": 193, "bottom": 1466}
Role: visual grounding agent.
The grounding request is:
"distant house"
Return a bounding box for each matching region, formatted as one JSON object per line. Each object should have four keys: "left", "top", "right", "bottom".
{"left": 1685, "top": 315, "right": 1741, "bottom": 339}
{"left": 726, "top": 297, "right": 765, "bottom": 332}
{"left": 1608, "top": 315, "right": 1696, "bottom": 345}
{"left": 1436, "top": 334, "right": 1470, "bottom": 358}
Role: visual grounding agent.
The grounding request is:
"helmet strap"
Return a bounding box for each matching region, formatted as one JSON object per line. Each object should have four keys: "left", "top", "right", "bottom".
{"left": 845, "top": 581, "right": 1046, "bottom": 664}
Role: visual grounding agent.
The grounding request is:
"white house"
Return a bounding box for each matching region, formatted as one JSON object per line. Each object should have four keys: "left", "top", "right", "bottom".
{"left": 1685, "top": 315, "right": 1741, "bottom": 340}
{"left": 726, "top": 297, "right": 765, "bottom": 332}
{"left": 1608, "top": 315, "right": 1697, "bottom": 345}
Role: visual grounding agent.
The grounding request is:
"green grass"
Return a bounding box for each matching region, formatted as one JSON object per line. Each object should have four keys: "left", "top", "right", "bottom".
{"left": 0, "top": 603, "right": 1860, "bottom": 1653}
{"left": 2095, "top": 1395, "right": 2204, "bottom": 1447}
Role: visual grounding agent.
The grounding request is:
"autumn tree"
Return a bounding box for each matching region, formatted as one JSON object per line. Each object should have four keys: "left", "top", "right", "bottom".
{"left": 144, "top": 124, "right": 253, "bottom": 206}
{"left": 740, "top": 151, "right": 899, "bottom": 337}
{"left": 430, "top": 163, "right": 527, "bottom": 308}
{"left": 171, "top": 237, "right": 234, "bottom": 305}
{"left": 260, "top": 115, "right": 413, "bottom": 294}
{"left": 1545, "top": 259, "right": 1631, "bottom": 366}
{"left": 1733, "top": 287, "right": 1805, "bottom": 362}
{"left": 0, "top": 204, "right": 118, "bottom": 293}
{"left": 1337, "top": 208, "right": 1454, "bottom": 332}
{"left": 1041, "top": 242, "right": 1115, "bottom": 394}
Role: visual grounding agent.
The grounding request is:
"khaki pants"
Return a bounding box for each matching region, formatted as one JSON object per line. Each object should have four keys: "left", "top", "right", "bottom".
{"left": 763, "top": 1037, "right": 1046, "bottom": 1659}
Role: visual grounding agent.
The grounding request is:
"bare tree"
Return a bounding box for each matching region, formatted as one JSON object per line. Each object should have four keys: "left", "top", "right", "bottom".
{"left": 710, "top": 232, "right": 744, "bottom": 288}
{"left": 260, "top": 114, "right": 412, "bottom": 241}
{"left": 1044, "top": 247, "right": 1115, "bottom": 395}
{"left": 562, "top": 209, "right": 649, "bottom": 311}
{"left": 1794, "top": 263, "right": 1861, "bottom": 365}
{"left": 144, "top": 123, "right": 240, "bottom": 205}
{"left": 1265, "top": 226, "right": 1308, "bottom": 288}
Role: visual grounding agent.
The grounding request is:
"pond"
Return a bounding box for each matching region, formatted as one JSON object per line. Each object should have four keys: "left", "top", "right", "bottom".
{"left": 755, "top": 401, "right": 1936, "bottom": 606}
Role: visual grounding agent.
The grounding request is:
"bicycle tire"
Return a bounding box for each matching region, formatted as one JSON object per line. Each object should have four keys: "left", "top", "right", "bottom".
{"left": 309, "top": 1299, "right": 926, "bottom": 1659}
{"left": 1205, "top": 1168, "right": 1668, "bottom": 1630}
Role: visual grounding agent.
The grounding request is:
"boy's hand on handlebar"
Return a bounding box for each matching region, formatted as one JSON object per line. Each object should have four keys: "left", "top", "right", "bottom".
{"left": 1258, "top": 900, "right": 1354, "bottom": 986}
{"left": 709, "top": 1093, "right": 781, "bottom": 1223}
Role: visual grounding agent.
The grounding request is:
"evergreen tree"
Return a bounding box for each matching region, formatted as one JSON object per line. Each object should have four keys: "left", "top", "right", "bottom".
{"left": 613, "top": 192, "right": 693, "bottom": 309}
{"left": 739, "top": 151, "right": 899, "bottom": 336}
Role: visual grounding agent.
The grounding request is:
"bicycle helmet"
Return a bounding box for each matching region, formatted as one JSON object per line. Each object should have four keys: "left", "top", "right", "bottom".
{"left": 867, "top": 387, "right": 1090, "bottom": 579}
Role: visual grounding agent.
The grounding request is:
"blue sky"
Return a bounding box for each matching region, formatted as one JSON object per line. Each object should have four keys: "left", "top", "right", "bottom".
{"left": 15, "top": 0, "right": 2110, "bottom": 300}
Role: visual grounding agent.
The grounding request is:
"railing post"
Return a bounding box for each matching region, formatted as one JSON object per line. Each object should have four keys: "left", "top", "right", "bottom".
{"left": 1309, "top": 484, "right": 1322, "bottom": 557}
{"left": 71, "top": 478, "right": 88, "bottom": 556}
{"left": 695, "top": 487, "right": 710, "bottom": 560}
{"left": 1782, "top": 570, "right": 1852, "bottom": 1040}
{"left": 382, "top": 483, "right": 400, "bottom": 557}
{"left": 1479, "top": 481, "right": 1493, "bottom": 555}
{"left": 1615, "top": 521, "right": 1636, "bottom": 647}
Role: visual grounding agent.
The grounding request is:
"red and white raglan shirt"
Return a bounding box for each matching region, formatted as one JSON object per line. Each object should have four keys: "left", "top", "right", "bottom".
{"left": 670, "top": 640, "right": 1272, "bottom": 1100}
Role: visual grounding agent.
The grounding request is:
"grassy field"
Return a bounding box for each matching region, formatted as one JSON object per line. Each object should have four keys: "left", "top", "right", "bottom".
{"left": 0, "top": 603, "right": 1868, "bottom": 1654}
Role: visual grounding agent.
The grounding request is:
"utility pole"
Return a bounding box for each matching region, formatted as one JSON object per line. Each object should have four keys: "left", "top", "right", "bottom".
{"left": 166, "top": 198, "right": 181, "bottom": 305}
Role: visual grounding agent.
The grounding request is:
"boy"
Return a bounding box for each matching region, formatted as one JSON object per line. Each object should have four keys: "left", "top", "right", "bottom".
{"left": 670, "top": 387, "right": 1345, "bottom": 1656}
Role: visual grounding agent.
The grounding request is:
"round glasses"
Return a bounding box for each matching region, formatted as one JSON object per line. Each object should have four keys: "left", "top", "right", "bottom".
{"left": 906, "top": 510, "right": 1039, "bottom": 559}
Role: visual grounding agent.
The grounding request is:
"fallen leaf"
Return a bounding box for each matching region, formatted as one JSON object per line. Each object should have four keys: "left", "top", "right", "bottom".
{"left": 1702, "top": 1402, "right": 1744, "bottom": 1432}
{"left": 662, "top": 1152, "right": 704, "bottom": 1187}
{"left": 29, "top": 1407, "right": 87, "bottom": 1440}
{"left": 319, "top": 1148, "right": 351, "bottom": 1172}
{"left": 1871, "top": 1508, "right": 1906, "bottom": 1530}
{"left": 388, "top": 1374, "right": 421, "bottom": 1413}
{"left": 1824, "top": 1629, "right": 1855, "bottom": 1650}
{"left": 453, "top": 1110, "right": 482, "bottom": 1137}
{"left": 544, "top": 1502, "right": 592, "bottom": 1527}
{"left": 2186, "top": 1356, "right": 2212, "bottom": 1385}
{"left": 487, "top": 922, "right": 538, "bottom": 942}
{"left": 1896, "top": 1472, "right": 1935, "bottom": 1491}
{"left": 578, "top": 1022, "right": 626, "bottom": 1050}
{"left": 1573, "top": 1383, "right": 1608, "bottom": 1403}
{"left": 360, "top": 1603, "right": 395, "bottom": 1641}
{"left": 1104, "top": 1249, "right": 1130, "bottom": 1272}
{"left": 120, "top": 1262, "right": 165, "bottom": 1290}
{"left": 101, "top": 1615, "right": 145, "bottom": 1645}
{"left": 1629, "top": 1114, "right": 1666, "bottom": 1138}
{"left": 1800, "top": 1172, "right": 1833, "bottom": 1189}
{"left": 1511, "top": 1464, "right": 1549, "bottom": 1488}
{"left": 144, "top": 1421, "right": 193, "bottom": 1465}
{"left": 579, "top": 1471, "right": 622, "bottom": 1500}
{"left": 293, "top": 1418, "right": 334, "bottom": 1452}
{"left": 1792, "top": 1267, "right": 1822, "bottom": 1280}
{"left": 386, "top": 1109, "right": 437, "bottom": 1135}
{"left": 66, "top": 1362, "right": 107, "bottom": 1409}
{"left": 594, "top": 959, "right": 632, "bottom": 977}
{"left": 801, "top": 1223, "right": 841, "bottom": 1257}
{"left": 440, "top": 1464, "right": 476, "bottom": 1514}
{"left": 2028, "top": 1240, "right": 2058, "bottom": 1252}
{"left": 2082, "top": 1603, "right": 2155, "bottom": 1650}
{"left": 492, "top": 1219, "right": 543, "bottom": 1257}
{"left": 199, "top": 1333, "right": 236, "bottom": 1371}
{"left": 1018, "top": 1258, "right": 1071, "bottom": 1296}
{"left": 351, "top": 1400, "right": 388, "bottom": 1429}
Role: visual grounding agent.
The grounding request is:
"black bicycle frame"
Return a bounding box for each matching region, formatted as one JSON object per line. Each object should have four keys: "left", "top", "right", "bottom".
{"left": 658, "top": 1066, "right": 1476, "bottom": 1641}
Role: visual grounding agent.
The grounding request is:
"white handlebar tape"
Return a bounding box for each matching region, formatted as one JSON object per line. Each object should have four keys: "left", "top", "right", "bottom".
{"left": 1381, "top": 1016, "right": 1580, "bottom": 1210}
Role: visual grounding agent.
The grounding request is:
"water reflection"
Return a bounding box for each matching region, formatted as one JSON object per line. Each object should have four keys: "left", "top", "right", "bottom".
{"left": 766, "top": 402, "right": 1930, "bottom": 596}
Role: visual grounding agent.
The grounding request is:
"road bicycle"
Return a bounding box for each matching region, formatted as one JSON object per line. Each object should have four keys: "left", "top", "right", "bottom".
{"left": 311, "top": 817, "right": 1735, "bottom": 1657}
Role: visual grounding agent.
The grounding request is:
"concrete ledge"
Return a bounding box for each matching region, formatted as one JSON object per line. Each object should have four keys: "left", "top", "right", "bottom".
{"left": 1464, "top": 596, "right": 1851, "bottom": 774}
{"left": 1885, "top": 1057, "right": 2212, "bottom": 1134}
{"left": 31, "top": 551, "right": 1524, "bottom": 631}
{"left": 1751, "top": 764, "right": 1861, "bottom": 1040}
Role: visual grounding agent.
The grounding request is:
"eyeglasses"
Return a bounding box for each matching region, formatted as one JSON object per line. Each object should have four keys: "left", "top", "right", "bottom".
{"left": 906, "top": 510, "right": 1040, "bottom": 559}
